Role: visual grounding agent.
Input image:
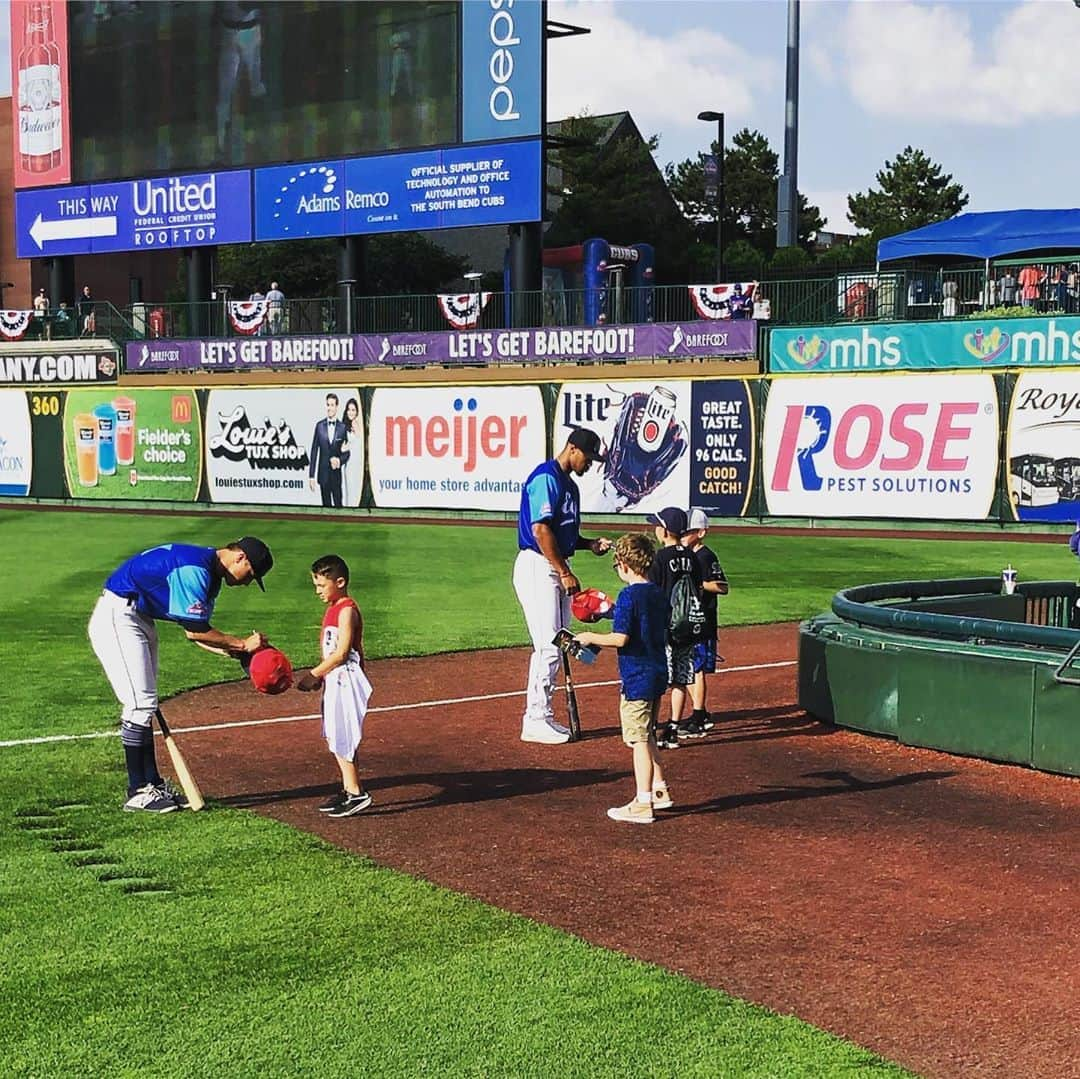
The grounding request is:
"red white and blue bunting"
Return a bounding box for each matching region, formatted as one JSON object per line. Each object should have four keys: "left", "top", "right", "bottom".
{"left": 687, "top": 282, "right": 757, "bottom": 320}
{"left": 437, "top": 291, "right": 491, "bottom": 330}
{"left": 0, "top": 310, "right": 33, "bottom": 340}
{"left": 228, "top": 300, "right": 268, "bottom": 336}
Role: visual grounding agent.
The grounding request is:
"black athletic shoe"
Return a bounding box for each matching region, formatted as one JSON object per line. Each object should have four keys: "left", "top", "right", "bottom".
{"left": 317, "top": 789, "right": 348, "bottom": 813}
{"left": 328, "top": 791, "right": 373, "bottom": 818}
{"left": 678, "top": 719, "right": 708, "bottom": 739}
{"left": 656, "top": 724, "right": 680, "bottom": 750}
{"left": 702, "top": 714, "right": 716, "bottom": 730}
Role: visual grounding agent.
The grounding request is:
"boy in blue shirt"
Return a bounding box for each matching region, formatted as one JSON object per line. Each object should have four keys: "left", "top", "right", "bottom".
{"left": 575, "top": 532, "right": 671, "bottom": 824}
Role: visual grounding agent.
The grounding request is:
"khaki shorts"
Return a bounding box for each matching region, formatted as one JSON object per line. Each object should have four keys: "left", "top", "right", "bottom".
{"left": 619, "top": 695, "right": 660, "bottom": 745}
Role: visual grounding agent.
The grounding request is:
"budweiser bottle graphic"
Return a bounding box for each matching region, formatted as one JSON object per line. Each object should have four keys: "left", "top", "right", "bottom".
{"left": 18, "top": 1, "right": 60, "bottom": 173}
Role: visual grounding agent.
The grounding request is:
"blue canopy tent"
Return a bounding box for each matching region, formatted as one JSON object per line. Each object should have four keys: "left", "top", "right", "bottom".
{"left": 877, "top": 209, "right": 1080, "bottom": 265}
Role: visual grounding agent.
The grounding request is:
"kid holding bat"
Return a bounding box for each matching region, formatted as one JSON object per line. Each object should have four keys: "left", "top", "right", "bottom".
{"left": 296, "top": 554, "right": 374, "bottom": 818}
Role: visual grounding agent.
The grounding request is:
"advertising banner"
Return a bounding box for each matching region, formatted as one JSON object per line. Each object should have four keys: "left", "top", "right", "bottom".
{"left": 762, "top": 374, "right": 999, "bottom": 519}
{"left": 368, "top": 385, "right": 544, "bottom": 510}
{"left": 63, "top": 388, "right": 201, "bottom": 501}
{"left": 206, "top": 388, "right": 365, "bottom": 507}
{"left": 461, "top": 0, "right": 542, "bottom": 143}
{"left": 689, "top": 380, "right": 755, "bottom": 517}
{"left": 554, "top": 380, "right": 692, "bottom": 515}
{"left": 770, "top": 316, "right": 1080, "bottom": 374}
{"left": 127, "top": 320, "right": 757, "bottom": 373}
{"left": 0, "top": 390, "right": 33, "bottom": 496}
{"left": 11, "top": 0, "right": 71, "bottom": 189}
{"left": 15, "top": 169, "right": 252, "bottom": 257}
{"left": 0, "top": 346, "right": 118, "bottom": 385}
{"left": 253, "top": 139, "right": 542, "bottom": 240}
{"left": 1006, "top": 371, "right": 1080, "bottom": 522}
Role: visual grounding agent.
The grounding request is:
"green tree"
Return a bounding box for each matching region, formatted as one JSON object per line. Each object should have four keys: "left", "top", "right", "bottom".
{"left": 847, "top": 146, "right": 968, "bottom": 238}
{"left": 545, "top": 114, "right": 692, "bottom": 280}
{"left": 665, "top": 127, "right": 823, "bottom": 265}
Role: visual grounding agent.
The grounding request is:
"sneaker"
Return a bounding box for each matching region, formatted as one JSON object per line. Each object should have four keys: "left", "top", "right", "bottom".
{"left": 317, "top": 789, "right": 348, "bottom": 813}
{"left": 702, "top": 714, "right": 716, "bottom": 730}
{"left": 521, "top": 719, "right": 570, "bottom": 745}
{"left": 327, "top": 791, "right": 373, "bottom": 818}
{"left": 122, "top": 784, "right": 179, "bottom": 814}
{"left": 679, "top": 719, "right": 707, "bottom": 739}
{"left": 656, "top": 724, "right": 679, "bottom": 750}
{"left": 155, "top": 779, "right": 190, "bottom": 809}
{"left": 606, "top": 799, "right": 654, "bottom": 824}
{"left": 652, "top": 788, "right": 674, "bottom": 810}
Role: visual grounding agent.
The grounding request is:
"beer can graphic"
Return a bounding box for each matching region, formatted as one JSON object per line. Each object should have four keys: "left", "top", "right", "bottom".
{"left": 636, "top": 386, "right": 677, "bottom": 453}
{"left": 112, "top": 395, "right": 136, "bottom": 466}
{"left": 73, "top": 412, "right": 99, "bottom": 488}
{"left": 93, "top": 402, "right": 117, "bottom": 475}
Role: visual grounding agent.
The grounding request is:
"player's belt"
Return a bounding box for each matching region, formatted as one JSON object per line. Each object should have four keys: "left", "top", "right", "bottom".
{"left": 101, "top": 589, "right": 137, "bottom": 609}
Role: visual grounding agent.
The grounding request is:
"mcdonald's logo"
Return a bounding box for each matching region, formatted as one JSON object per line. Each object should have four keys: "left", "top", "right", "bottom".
{"left": 171, "top": 395, "right": 192, "bottom": 424}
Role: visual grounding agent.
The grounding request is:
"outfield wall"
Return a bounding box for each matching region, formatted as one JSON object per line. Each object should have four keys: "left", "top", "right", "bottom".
{"left": 2, "top": 366, "right": 1079, "bottom": 524}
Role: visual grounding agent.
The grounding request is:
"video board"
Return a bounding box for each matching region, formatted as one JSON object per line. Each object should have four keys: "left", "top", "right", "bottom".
{"left": 12, "top": 0, "right": 544, "bottom": 256}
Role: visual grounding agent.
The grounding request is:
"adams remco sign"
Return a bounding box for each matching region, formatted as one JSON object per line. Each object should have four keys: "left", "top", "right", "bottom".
{"left": 0, "top": 347, "right": 118, "bottom": 384}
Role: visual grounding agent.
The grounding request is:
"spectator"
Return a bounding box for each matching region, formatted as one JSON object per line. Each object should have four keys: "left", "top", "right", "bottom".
{"left": 54, "top": 302, "right": 73, "bottom": 337}
{"left": 999, "top": 268, "right": 1017, "bottom": 307}
{"left": 1054, "top": 266, "right": 1069, "bottom": 311}
{"left": 1018, "top": 264, "right": 1044, "bottom": 309}
{"left": 752, "top": 292, "right": 771, "bottom": 321}
{"left": 250, "top": 287, "right": 266, "bottom": 335}
{"left": 33, "top": 288, "right": 50, "bottom": 340}
{"left": 266, "top": 281, "right": 285, "bottom": 334}
{"left": 78, "top": 286, "right": 96, "bottom": 336}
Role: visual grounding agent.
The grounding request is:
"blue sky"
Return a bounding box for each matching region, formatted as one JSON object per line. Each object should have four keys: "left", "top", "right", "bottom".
{"left": 4, "top": 1, "right": 1078, "bottom": 232}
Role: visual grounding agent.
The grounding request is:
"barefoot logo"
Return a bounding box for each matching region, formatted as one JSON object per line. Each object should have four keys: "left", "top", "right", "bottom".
{"left": 963, "top": 325, "right": 1011, "bottom": 363}
{"left": 786, "top": 333, "right": 828, "bottom": 369}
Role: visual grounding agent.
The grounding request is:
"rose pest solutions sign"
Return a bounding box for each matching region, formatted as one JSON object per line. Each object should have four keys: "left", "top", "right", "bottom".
{"left": 369, "top": 385, "right": 544, "bottom": 510}
{"left": 763, "top": 374, "right": 999, "bottom": 519}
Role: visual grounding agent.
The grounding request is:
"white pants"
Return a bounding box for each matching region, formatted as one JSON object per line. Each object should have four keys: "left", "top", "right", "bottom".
{"left": 88, "top": 591, "right": 159, "bottom": 729}
{"left": 512, "top": 549, "right": 570, "bottom": 725}
{"left": 323, "top": 657, "right": 372, "bottom": 761}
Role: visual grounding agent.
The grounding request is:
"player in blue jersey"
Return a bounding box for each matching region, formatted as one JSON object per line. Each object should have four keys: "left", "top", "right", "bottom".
{"left": 87, "top": 537, "right": 273, "bottom": 813}
{"left": 513, "top": 428, "right": 611, "bottom": 744}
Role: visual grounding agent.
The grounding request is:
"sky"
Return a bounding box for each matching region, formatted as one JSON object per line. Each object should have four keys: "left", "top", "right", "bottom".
{"left": 3, "top": 1, "right": 1080, "bottom": 232}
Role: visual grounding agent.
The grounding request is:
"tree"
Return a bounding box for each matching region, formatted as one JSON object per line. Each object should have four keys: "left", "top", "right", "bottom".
{"left": 665, "top": 127, "right": 823, "bottom": 265}
{"left": 847, "top": 147, "right": 968, "bottom": 238}
{"left": 545, "top": 114, "right": 692, "bottom": 280}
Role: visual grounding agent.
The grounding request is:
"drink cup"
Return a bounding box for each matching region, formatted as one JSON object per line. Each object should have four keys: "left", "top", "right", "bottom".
{"left": 1002, "top": 565, "right": 1017, "bottom": 596}
{"left": 74, "top": 413, "right": 99, "bottom": 488}
{"left": 93, "top": 402, "right": 117, "bottom": 476}
{"left": 112, "top": 395, "right": 136, "bottom": 466}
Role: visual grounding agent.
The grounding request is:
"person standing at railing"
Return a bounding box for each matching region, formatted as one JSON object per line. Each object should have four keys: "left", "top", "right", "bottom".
{"left": 33, "top": 288, "right": 50, "bottom": 340}
{"left": 266, "top": 281, "right": 285, "bottom": 335}
{"left": 78, "top": 285, "right": 96, "bottom": 336}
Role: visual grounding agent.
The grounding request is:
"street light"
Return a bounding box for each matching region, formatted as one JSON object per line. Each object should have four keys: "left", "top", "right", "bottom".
{"left": 697, "top": 111, "right": 724, "bottom": 282}
{"left": 463, "top": 271, "right": 484, "bottom": 329}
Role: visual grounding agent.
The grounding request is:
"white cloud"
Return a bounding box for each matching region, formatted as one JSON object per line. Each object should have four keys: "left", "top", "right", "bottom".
{"left": 841, "top": 0, "right": 1080, "bottom": 126}
{"left": 808, "top": 189, "right": 855, "bottom": 234}
{"left": 547, "top": 0, "right": 775, "bottom": 163}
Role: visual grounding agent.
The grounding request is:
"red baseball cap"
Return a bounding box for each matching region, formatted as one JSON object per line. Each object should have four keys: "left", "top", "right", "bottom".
{"left": 247, "top": 647, "right": 293, "bottom": 695}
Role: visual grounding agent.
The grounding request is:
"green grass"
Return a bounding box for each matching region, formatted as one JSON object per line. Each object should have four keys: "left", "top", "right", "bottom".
{"left": 8, "top": 507, "right": 1066, "bottom": 1076}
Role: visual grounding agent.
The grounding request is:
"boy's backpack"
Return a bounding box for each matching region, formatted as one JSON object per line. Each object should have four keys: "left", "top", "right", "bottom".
{"left": 668, "top": 573, "right": 708, "bottom": 646}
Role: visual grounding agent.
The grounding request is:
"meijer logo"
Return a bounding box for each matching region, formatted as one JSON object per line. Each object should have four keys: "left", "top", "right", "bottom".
{"left": 487, "top": 0, "right": 521, "bottom": 123}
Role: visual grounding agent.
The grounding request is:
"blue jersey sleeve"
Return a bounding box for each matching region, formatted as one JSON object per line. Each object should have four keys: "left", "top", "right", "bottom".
{"left": 526, "top": 470, "right": 561, "bottom": 525}
{"left": 166, "top": 565, "right": 215, "bottom": 630}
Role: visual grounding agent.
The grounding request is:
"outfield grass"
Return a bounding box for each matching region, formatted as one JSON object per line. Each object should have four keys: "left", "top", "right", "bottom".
{"left": 7, "top": 507, "right": 1068, "bottom": 1076}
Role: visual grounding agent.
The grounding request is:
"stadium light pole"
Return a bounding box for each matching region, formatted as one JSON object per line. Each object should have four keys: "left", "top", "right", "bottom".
{"left": 697, "top": 111, "right": 724, "bottom": 281}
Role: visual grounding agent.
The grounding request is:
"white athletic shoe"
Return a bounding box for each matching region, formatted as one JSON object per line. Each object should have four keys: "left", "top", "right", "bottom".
{"left": 122, "top": 784, "right": 179, "bottom": 814}
{"left": 521, "top": 719, "right": 571, "bottom": 745}
{"left": 547, "top": 718, "right": 571, "bottom": 736}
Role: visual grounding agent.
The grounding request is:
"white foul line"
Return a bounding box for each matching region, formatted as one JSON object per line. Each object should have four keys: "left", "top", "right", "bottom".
{"left": 0, "top": 660, "right": 796, "bottom": 749}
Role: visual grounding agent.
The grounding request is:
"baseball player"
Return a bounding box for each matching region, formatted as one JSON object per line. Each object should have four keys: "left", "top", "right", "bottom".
{"left": 513, "top": 427, "right": 611, "bottom": 744}
{"left": 88, "top": 537, "right": 273, "bottom": 813}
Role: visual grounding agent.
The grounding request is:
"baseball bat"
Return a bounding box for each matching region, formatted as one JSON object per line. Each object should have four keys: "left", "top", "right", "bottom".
{"left": 560, "top": 650, "right": 581, "bottom": 742}
{"left": 155, "top": 708, "right": 205, "bottom": 811}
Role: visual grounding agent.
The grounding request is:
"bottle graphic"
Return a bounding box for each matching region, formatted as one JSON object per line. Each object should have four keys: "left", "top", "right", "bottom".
{"left": 74, "top": 413, "right": 100, "bottom": 488}
{"left": 43, "top": 1, "right": 62, "bottom": 170}
{"left": 17, "top": 1, "right": 58, "bottom": 174}
{"left": 112, "top": 396, "right": 137, "bottom": 466}
{"left": 93, "top": 402, "right": 117, "bottom": 476}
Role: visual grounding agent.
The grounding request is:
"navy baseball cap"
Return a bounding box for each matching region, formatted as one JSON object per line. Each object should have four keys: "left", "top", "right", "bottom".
{"left": 567, "top": 427, "right": 606, "bottom": 462}
{"left": 649, "top": 507, "right": 688, "bottom": 535}
{"left": 233, "top": 536, "right": 273, "bottom": 590}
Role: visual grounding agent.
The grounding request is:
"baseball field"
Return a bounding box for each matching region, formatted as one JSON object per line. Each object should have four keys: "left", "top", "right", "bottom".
{"left": 3, "top": 507, "right": 1077, "bottom": 1077}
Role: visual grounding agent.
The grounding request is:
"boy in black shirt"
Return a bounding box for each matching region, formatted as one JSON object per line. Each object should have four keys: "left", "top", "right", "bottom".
{"left": 647, "top": 507, "right": 703, "bottom": 748}
{"left": 683, "top": 509, "right": 729, "bottom": 733}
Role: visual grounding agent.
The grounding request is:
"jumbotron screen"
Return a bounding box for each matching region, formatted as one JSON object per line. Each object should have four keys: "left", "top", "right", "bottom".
{"left": 67, "top": 0, "right": 459, "bottom": 183}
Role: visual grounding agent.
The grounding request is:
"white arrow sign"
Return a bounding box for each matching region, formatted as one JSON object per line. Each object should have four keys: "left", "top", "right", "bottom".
{"left": 29, "top": 212, "right": 119, "bottom": 250}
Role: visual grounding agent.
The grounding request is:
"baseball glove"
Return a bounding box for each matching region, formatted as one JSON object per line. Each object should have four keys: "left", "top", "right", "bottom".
{"left": 602, "top": 388, "right": 687, "bottom": 508}
{"left": 242, "top": 646, "right": 294, "bottom": 695}
{"left": 571, "top": 587, "right": 614, "bottom": 623}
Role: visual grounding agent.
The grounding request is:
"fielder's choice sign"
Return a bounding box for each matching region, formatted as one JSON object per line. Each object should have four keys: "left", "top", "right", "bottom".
{"left": 368, "top": 385, "right": 544, "bottom": 511}
{"left": 1006, "top": 371, "right": 1080, "bottom": 523}
{"left": 762, "top": 374, "right": 999, "bottom": 519}
{"left": 554, "top": 380, "right": 692, "bottom": 516}
{"left": 62, "top": 388, "right": 201, "bottom": 501}
{"left": 205, "top": 388, "right": 364, "bottom": 508}
{"left": 689, "top": 380, "right": 755, "bottom": 517}
{"left": 0, "top": 346, "right": 118, "bottom": 384}
{"left": 0, "top": 390, "right": 32, "bottom": 496}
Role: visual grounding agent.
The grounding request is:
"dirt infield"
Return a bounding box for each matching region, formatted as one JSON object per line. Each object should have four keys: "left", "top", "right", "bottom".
{"left": 169, "top": 622, "right": 1080, "bottom": 1079}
